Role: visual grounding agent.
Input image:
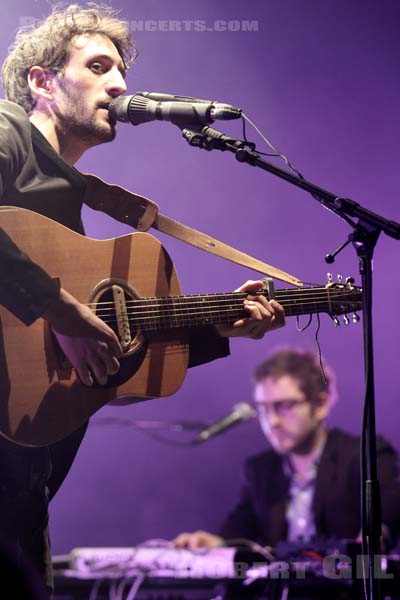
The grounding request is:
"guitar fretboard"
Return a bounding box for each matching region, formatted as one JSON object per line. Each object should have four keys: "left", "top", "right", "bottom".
{"left": 97, "top": 286, "right": 362, "bottom": 331}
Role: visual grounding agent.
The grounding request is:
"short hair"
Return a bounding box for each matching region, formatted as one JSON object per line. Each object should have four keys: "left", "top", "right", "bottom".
{"left": 253, "top": 348, "right": 336, "bottom": 406}
{"left": 1, "top": 3, "right": 136, "bottom": 114}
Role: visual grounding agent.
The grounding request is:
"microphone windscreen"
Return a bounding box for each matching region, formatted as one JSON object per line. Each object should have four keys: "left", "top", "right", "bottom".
{"left": 233, "top": 402, "right": 256, "bottom": 420}
{"left": 109, "top": 95, "right": 131, "bottom": 122}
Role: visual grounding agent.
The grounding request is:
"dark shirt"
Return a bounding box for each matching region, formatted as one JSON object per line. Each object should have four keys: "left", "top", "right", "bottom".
{"left": 0, "top": 100, "right": 86, "bottom": 323}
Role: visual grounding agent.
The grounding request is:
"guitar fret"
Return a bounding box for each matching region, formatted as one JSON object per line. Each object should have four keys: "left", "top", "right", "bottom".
{"left": 126, "top": 286, "right": 362, "bottom": 332}
{"left": 130, "top": 293, "right": 247, "bottom": 331}
{"left": 277, "top": 288, "right": 328, "bottom": 317}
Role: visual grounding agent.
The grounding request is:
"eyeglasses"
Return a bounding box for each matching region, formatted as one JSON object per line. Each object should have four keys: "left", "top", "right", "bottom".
{"left": 255, "top": 398, "right": 308, "bottom": 419}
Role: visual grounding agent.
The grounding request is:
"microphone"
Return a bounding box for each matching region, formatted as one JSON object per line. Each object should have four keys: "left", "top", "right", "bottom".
{"left": 109, "top": 93, "right": 242, "bottom": 127}
{"left": 193, "top": 402, "right": 256, "bottom": 444}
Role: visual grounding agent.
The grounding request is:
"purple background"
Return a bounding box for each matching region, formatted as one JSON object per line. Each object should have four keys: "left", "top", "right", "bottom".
{"left": 1, "top": 0, "right": 399, "bottom": 554}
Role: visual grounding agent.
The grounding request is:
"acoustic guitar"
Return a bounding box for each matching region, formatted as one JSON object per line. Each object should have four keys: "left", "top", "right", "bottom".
{"left": 0, "top": 207, "right": 362, "bottom": 447}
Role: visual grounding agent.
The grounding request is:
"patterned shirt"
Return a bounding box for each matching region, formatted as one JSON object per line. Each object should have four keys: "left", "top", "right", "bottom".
{"left": 284, "top": 441, "right": 326, "bottom": 542}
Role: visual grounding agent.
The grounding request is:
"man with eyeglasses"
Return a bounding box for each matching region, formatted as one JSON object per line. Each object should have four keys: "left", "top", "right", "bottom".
{"left": 174, "top": 348, "right": 400, "bottom": 550}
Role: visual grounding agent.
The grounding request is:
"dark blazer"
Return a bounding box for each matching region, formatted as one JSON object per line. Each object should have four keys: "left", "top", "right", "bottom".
{"left": 219, "top": 428, "right": 400, "bottom": 547}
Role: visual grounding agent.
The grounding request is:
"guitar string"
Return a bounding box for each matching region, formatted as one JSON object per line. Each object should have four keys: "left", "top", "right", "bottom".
{"left": 89, "top": 292, "right": 361, "bottom": 311}
{"left": 93, "top": 302, "right": 360, "bottom": 327}
{"left": 90, "top": 300, "right": 361, "bottom": 322}
{"left": 85, "top": 291, "right": 361, "bottom": 314}
{"left": 83, "top": 287, "right": 360, "bottom": 309}
{"left": 89, "top": 298, "right": 362, "bottom": 321}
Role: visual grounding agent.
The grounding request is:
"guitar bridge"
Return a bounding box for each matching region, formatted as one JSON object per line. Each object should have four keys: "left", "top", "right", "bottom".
{"left": 112, "top": 285, "right": 132, "bottom": 351}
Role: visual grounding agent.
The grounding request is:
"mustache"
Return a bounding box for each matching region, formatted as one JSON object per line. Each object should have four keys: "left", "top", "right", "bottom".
{"left": 97, "top": 100, "right": 112, "bottom": 109}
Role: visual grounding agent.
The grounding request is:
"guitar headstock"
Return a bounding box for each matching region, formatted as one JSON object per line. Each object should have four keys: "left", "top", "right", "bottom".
{"left": 326, "top": 273, "right": 362, "bottom": 326}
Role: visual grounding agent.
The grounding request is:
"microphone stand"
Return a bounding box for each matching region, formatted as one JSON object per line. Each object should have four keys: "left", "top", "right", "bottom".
{"left": 91, "top": 416, "right": 209, "bottom": 431}
{"left": 181, "top": 125, "right": 400, "bottom": 600}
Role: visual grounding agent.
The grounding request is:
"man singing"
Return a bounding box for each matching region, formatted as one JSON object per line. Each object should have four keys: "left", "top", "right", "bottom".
{"left": 0, "top": 4, "right": 284, "bottom": 594}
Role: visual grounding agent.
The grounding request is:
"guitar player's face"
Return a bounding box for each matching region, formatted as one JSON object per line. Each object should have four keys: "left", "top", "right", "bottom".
{"left": 50, "top": 33, "right": 127, "bottom": 147}
{"left": 254, "top": 375, "right": 329, "bottom": 456}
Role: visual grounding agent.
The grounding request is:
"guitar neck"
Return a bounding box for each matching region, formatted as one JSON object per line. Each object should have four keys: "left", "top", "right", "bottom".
{"left": 125, "top": 286, "right": 355, "bottom": 331}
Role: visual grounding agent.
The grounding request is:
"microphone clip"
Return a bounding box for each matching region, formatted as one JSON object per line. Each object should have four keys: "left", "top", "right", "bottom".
{"left": 181, "top": 126, "right": 247, "bottom": 152}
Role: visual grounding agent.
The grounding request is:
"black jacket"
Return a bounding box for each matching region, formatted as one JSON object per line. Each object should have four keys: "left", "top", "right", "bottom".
{"left": 219, "top": 428, "right": 400, "bottom": 548}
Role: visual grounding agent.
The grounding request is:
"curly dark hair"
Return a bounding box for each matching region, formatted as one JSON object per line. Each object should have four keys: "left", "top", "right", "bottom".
{"left": 253, "top": 348, "right": 336, "bottom": 406}
{"left": 1, "top": 3, "right": 136, "bottom": 114}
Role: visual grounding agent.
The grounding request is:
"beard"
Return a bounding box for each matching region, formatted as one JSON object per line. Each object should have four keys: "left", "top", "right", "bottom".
{"left": 55, "top": 83, "right": 117, "bottom": 147}
{"left": 59, "top": 107, "right": 116, "bottom": 147}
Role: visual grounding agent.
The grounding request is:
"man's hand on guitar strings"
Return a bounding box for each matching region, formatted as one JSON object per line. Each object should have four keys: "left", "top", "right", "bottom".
{"left": 214, "top": 280, "right": 285, "bottom": 340}
{"left": 42, "top": 288, "right": 122, "bottom": 386}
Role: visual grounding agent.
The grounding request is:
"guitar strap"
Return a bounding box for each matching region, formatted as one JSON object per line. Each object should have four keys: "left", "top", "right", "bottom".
{"left": 83, "top": 173, "right": 302, "bottom": 287}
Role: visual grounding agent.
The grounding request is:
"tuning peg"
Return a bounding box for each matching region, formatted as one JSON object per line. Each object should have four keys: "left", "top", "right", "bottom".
{"left": 345, "top": 276, "right": 355, "bottom": 287}
{"left": 331, "top": 315, "right": 340, "bottom": 327}
{"left": 352, "top": 312, "right": 360, "bottom": 324}
{"left": 337, "top": 274, "right": 343, "bottom": 284}
{"left": 343, "top": 314, "right": 350, "bottom": 326}
{"left": 327, "top": 273, "right": 333, "bottom": 284}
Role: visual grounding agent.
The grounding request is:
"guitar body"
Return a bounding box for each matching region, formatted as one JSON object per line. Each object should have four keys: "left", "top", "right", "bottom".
{"left": 0, "top": 207, "right": 188, "bottom": 447}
